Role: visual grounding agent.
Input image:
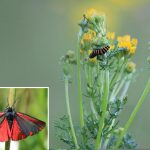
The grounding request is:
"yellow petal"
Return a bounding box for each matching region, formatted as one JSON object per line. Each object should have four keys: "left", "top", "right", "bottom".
{"left": 86, "top": 8, "right": 97, "bottom": 18}
{"left": 131, "top": 38, "right": 138, "bottom": 46}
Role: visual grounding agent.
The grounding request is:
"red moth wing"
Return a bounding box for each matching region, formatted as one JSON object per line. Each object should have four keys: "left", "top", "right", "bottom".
{"left": 11, "top": 112, "right": 45, "bottom": 141}
{"left": 0, "top": 113, "right": 11, "bottom": 142}
{"left": 11, "top": 118, "right": 27, "bottom": 141}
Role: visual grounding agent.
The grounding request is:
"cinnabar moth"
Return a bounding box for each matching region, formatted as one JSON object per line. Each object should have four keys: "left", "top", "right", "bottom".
{"left": 0, "top": 107, "right": 46, "bottom": 142}
{"left": 89, "top": 45, "right": 110, "bottom": 58}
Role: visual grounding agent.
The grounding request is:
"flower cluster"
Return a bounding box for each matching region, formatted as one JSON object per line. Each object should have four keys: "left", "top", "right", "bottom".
{"left": 60, "top": 50, "right": 76, "bottom": 76}
{"left": 117, "top": 35, "right": 138, "bottom": 54}
{"left": 79, "top": 8, "right": 138, "bottom": 68}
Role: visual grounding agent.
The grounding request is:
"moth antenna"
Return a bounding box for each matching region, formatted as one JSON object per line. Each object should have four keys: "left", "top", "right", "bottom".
{"left": 3, "top": 97, "right": 10, "bottom": 110}
{"left": 5, "top": 96, "right": 16, "bottom": 109}
{"left": 6, "top": 97, "right": 9, "bottom": 107}
{"left": 5, "top": 105, "right": 9, "bottom": 111}
{"left": 12, "top": 97, "right": 22, "bottom": 108}
{"left": 4, "top": 102, "right": 9, "bottom": 112}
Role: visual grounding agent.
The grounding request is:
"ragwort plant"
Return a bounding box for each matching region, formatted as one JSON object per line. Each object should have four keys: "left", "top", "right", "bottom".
{"left": 55, "top": 9, "right": 150, "bottom": 150}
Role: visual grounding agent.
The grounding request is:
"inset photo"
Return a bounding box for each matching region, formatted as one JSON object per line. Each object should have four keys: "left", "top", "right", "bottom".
{"left": 0, "top": 87, "right": 48, "bottom": 150}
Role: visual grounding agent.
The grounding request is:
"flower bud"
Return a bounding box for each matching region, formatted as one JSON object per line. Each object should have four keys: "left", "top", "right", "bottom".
{"left": 66, "top": 50, "right": 75, "bottom": 59}
{"left": 69, "top": 58, "right": 77, "bottom": 64}
{"left": 147, "top": 56, "right": 150, "bottom": 63}
{"left": 94, "top": 15, "right": 102, "bottom": 24}
{"left": 114, "top": 127, "right": 124, "bottom": 135}
{"left": 65, "top": 50, "right": 77, "bottom": 64}
{"left": 79, "top": 19, "right": 89, "bottom": 33}
{"left": 126, "top": 61, "right": 136, "bottom": 73}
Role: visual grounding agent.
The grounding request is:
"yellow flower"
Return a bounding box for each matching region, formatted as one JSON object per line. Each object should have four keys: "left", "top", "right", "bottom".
{"left": 83, "top": 33, "right": 92, "bottom": 42}
{"left": 131, "top": 38, "right": 138, "bottom": 45}
{"left": 86, "top": 8, "right": 97, "bottom": 18}
{"left": 82, "top": 30, "right": 96, "bottom": 42}
{"left": 88, "top": 50, "right": 97, "bottom": 63}
{"left": 117, "top": 35, "right": 138, "bottom": 55}
{"left": 91, "top": 30, "right": 96, "bottom": 37}
{"left": 124, "top": 35, "right": 131, "bottom": 41}
{"left": 110, "top": 44, "right": 115, "bottom": 50}
{"left": 106, "top": 32, "right": 115, "bottom": 40}
{"left": 117, "top": 35, "right": 130, "bottom": 43}
{"left": 129, "top": 46, "right": 136, "bottom": 54}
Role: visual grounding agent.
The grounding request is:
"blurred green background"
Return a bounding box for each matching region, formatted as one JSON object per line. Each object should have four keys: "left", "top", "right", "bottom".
{"left": 0, "top": 0, "right": 150, "bottom": 149}
{"left": 0, "top": 88, "right": 48, "bottom": 150}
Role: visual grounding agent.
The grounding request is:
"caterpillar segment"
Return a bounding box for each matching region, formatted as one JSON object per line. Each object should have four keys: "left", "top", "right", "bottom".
{"left": 89, "top": 45, "right": 110, "bottom": 58}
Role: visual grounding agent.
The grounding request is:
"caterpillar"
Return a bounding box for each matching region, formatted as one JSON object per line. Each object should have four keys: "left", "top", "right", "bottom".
{"left": 89, "top": 45, "right": 110, "bottom": 58}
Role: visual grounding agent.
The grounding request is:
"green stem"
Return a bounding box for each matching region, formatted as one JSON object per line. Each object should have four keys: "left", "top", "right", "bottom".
{"left": 99, "top": 69, "right": 104, "bottom": 96}
{"left": 90, "top": 99, "right": 98, "bottom": 120}
{"left": 114, "top": 78, "right": 150, "bottom": 150}
{"left": 110, "top": 62, "right": 127, "bottom": 102}
{"left": 103, "top": 119, "right": 115, "bottom": 149}
{"left": 120, "top": 75, "right": 132, "bottom": 101}
{"left": 110, "top": 58, "right": 126, "bottom": 90}
{"left": 103, "top": 74, "right": 132, "bottom": 148}
{"left": 113, "top": 78, "right": 126, "bottom": 98}
{"left": 65, "top": 77, "right": 79, "bottom": 149}
{"left": 95, "top": 70, "right": 109, "bottom": 150}
{"left": 5, "top": 141, "right": 10, "bottom": 150}
{"left": 110, "top": 65, "right": 120, "bottom": 89}
{"left": 88, "top": 65, "right": 92, "bottom": 87}
{"left": 77, "top": 31, "right": 84, "bottom": 127}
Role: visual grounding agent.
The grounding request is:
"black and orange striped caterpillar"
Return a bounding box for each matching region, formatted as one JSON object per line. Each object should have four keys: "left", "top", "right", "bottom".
{"left": 89, "top": 45, "right": 110, "bottom": 58}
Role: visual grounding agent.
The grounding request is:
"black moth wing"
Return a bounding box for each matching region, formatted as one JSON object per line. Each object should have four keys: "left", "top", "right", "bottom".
{"left": 0, "top": 112, "right": 5, "bottom": 124}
